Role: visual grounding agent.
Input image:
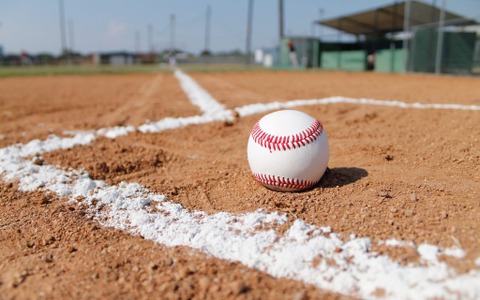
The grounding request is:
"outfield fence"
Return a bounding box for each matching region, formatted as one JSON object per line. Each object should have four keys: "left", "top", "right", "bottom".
{"left": 406, "top": 17, "right": 480, "bottom": 75}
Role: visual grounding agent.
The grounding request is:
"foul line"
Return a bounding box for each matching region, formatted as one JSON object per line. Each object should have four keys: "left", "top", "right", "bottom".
{"left": 1, "top": 138, "right": 478, "bottom": 300}
{"left": 1, "top": 70, "right": 480, "bottom": 300}
{"left": 62, "top": 70, "right": 480, "bottom": 141}
{"left": 235, "top": 96, "right": 480, "bottom": 117}
{"left": 174, "top": 69, "right": 229, "bottom": 116}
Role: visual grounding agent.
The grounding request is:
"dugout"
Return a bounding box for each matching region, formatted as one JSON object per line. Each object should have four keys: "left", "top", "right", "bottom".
{"left": 318, "top": 39, "right": 404, "bottom": 72}
{"left": 278, "top": 37, "right": 378, "bottom": 70}
{"left": 316, "top": 0, "right": 478, "bottom": 74}
{"left": 278, "top": 37, "right": 404, "bottom": 71}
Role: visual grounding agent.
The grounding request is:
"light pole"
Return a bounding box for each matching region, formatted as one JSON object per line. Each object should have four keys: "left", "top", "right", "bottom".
{"left": 246, "top": 0, "right": 254, "bottom": 65}
{"left": 169, "top": 14, "right": 176, "bottom": 66}
{"left": 58, "top": 0, "right": 68, "bottom": 62}
{"left": 204, "top": 5, "right": 211, "bottom": 53}
{"left": 170, "top": 15, "right": 175, "bottom": 54}
{"left": 147, "top": 23, "right": 153, "bottom": 53}
{"left": 0, "top": 22, "right": 3, "bottom": 60}
{"left": 68, "top": 19, "right": 75, "bottom": 53}
{"left": 135, "top": 31, "right": 140, "bottom": 53}
{"left": 278, "top": 0, "right": 284, "bottom": 44}
{"left": 318, "top": 8, "right": 324, "bottom": 38}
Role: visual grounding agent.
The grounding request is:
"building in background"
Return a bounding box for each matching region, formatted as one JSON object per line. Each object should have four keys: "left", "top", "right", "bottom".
{"left": 255, "top": 48, "right": 277, "bottom": 67}
{"left": 278, "top": 1, "right": 479, "bottom": 75}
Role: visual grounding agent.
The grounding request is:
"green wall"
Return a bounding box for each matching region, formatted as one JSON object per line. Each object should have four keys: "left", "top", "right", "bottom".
{"left": 375, "top": 49, "right": 406, "bottom": 73}
{"left": 278, "top": 38, "right": 321, "bottom": 68}
{"left": 321, "top": 50, "right": 366, "bottom": 71}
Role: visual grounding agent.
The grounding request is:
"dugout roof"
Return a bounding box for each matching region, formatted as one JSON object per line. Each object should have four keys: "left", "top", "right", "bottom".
{"left": 318, "top": 0, "right": 478, "bottom": 36}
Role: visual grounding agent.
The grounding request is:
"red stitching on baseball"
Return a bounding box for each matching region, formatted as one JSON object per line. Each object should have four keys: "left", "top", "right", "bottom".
{"left": 252, "top": 173, "right": 317, "bottom": 190}
{"left": 251, "top": 119, "right": 323, "bottom": 152}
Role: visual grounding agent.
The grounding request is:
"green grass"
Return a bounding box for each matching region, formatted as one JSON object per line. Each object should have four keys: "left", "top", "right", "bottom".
{"left": 0, "top": 64, "right": 170, "bottom": 78}
{"left": 0, "top": 64, "right": 269, "bottom": 78}
{"left": 179, "top": 64, "right": 264, "bottom": 73}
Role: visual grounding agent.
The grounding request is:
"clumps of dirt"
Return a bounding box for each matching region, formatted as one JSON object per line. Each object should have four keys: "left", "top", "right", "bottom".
{"left": 91, "top": 150, "right": 165, "bottom": 181}
{"left": 0, "top": 73, "right": 203, "bottom": 148}
{"left": 0, "top": 182, "right": 347, "bottom": 299}
{"left": 43, "top": 136, "right": 175, "bottom": 185}
{"left": 371, "top": 244, "right": 420, "bottom": 266}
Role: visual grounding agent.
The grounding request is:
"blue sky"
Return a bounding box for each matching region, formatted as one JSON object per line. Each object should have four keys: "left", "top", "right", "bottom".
{"left": 0, "top": 0, "right": 479, "bottom": 55}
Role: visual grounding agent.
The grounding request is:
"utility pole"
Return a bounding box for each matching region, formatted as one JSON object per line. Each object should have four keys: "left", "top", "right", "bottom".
{"left": 318, "top": 8, "right": 324, "bottom": 38}
{"left": 246, "top": 0, "right": 254, "bottom": 65}
{"left": 170, "top": 14, "right": 176, "bottom": 60}
{"left": 434, "top": 0, "right": 446, "bottom": 74}
{"left": 170, "top": 15, "right": 175, "bottom": 52}
{"left": 68, "top": 19, "right": 74, "bottom": 53}
{"left": 204, "top": 5, "right": 211, "bottom": 53}
{"left": 278, "top": 0, "right": 284, "bottom": 44}
{"left": 135, "top": 31, "right": 140, "bottom": 53}
{"left": 0, "top": 22, "right": 2, "bottom": 59}
{"left": 147, "top": 23, "right": 153, "bottom": 53}
{"left": 403, "top": 0, "right": 411, "bottom": 72}
{"left": 58, "top": 0, "right": 68, "bottom": 62}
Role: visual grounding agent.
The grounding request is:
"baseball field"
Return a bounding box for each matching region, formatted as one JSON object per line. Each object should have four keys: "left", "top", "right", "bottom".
{"left": 0, "top": 67, "right": 479, "bottom": 299}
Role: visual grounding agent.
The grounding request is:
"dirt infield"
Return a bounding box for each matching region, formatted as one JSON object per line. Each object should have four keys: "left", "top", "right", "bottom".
{"left": 1, "top": 70, "right": 479, "bottom": 299}
{"left": 0, "top": 74, "right": 199, "bottom": 148}
{"left": 192, "top": 71, "right": 480, "bottom": 107}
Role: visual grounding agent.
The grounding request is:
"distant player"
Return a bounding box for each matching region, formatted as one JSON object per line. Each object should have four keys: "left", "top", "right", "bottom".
{"left": 367, "top": 52, "right": 376, "bottom": 71}
{"left": 288, "top": 40, "right": 299, "bottom": 68}
{"left": 20, "top": 50, "right": 33, "bottom": 66}
{"left": 169, "top": 51, "right": 177, "bottom": 67}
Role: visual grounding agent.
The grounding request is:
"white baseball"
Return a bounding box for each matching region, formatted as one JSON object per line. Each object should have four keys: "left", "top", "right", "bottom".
{"left": 247, "top": 110, "right": 329, "bottom": 192}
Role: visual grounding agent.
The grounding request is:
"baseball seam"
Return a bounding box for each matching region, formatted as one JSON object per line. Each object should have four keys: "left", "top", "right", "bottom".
{"left": 251, "top": 119, "right": 323, "bottom": 152}
{"left": 252, "top": 173, "right": 317, "bottom": 190}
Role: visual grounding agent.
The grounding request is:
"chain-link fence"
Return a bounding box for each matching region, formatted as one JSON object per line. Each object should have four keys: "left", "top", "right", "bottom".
{"left": 474, "top": 35, "right": 480, "bottom": 74}
{"left": 406, "top": 17, "right": 480, "bottom": 75}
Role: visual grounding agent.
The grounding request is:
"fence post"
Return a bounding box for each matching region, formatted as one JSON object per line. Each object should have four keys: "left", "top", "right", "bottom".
{"left": 434, "top": 0, "right": 446, "bottom": 74}
{"left": 403, "top": 0, "right": 411, "bottom": 72}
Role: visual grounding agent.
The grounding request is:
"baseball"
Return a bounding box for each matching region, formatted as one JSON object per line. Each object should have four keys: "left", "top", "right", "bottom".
{"left": 247, "top": 110, "right": 329, "bottom": 192}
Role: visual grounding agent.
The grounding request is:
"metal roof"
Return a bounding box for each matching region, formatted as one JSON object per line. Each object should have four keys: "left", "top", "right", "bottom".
{"left": 318, "top": 1, "right": 477, "bottom": 36}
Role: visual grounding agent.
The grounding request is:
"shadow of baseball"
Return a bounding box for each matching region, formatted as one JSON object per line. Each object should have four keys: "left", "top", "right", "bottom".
{"left": 317, "top": 167, "right": 368, "bottom": 188}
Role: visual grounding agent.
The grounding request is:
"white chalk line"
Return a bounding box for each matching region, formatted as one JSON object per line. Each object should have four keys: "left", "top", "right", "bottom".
{"left": 1, "top": 135, "right": 479, "bottom": 300}
{"left": 61, "top": 69, "right": 480, "bottom": 140}
{"left": 1, "top": 69, "right": 480, "bottom": 300}
{"left": 235, "top": 96, "right": 480, "bottom": 117}
{"left": 173, "top": 69, "right": 230, "bottom": 116}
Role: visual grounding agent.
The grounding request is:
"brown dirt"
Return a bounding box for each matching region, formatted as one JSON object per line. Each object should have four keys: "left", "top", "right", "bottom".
{"left": 0, "top": 183, "right": 344, "bottom": 300}
{"left": 1, "top": 70, "right": 480, "bottom": 298}
{"left": 192, "top": 70, "right": 480, "bottom": 107}
{"left": 0, "top": 73, "right": 200, "bottom": 148}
